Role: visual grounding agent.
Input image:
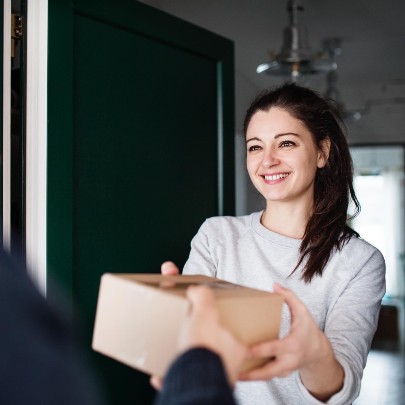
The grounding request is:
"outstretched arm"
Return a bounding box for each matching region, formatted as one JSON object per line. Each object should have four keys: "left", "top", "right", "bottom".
{"left": 154, "top": 286, "right": 247, "bottom": 405}
{"left": 240, "top": 283, "right": 344, "bottom": 402}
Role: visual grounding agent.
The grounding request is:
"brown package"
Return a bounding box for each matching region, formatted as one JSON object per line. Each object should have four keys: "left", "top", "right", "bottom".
{"left": 92, "top": 273, "right": 283, "bottom": 377}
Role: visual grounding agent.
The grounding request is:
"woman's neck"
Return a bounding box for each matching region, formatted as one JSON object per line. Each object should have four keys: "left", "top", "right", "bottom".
{"left": 261, "top": 200, "right": 313, "bottom": 239}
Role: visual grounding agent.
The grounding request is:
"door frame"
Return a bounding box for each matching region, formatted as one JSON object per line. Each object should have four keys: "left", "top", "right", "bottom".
{"left": 2, "top": 0, "right": 47, "bottom": 293}
{"left": 25, "top": 0, "right": 48, "bottom": 294}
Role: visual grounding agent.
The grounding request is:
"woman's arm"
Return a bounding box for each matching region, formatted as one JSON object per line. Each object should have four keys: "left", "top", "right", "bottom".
{"left": 240, "top": 244, "right": 386, "bottom": 404}
{"left": 240, "top": 284, "right": 344, "bottom": 401}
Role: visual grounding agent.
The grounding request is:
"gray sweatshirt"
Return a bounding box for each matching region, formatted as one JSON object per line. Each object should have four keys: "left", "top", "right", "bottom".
{"left": 183, "top": 211, "right": 386, "bottom": 405}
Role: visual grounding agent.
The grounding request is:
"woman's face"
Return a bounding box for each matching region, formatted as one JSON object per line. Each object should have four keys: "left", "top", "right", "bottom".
{"left": 246, "top": 107, "right": 327, "bottom": 206}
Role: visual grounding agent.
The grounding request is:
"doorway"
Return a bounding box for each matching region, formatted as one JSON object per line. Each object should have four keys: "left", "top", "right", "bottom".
{"left": 350, "top": 145, "right": 405, "bottom": 301}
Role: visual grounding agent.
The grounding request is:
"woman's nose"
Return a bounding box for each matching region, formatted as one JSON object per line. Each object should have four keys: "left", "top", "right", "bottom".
{"left": 262, "top": 150, "right": 278, "bottom": 168}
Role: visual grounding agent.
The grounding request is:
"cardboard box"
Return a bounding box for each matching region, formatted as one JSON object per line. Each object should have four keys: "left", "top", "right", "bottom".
{"left": 92, "top": 273, "right": 283, "bottom": 377}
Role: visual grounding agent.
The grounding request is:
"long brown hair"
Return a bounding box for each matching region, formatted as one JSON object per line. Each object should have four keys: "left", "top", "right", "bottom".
{"left": 243, "top": 83, "right": 360, "bottom": 283}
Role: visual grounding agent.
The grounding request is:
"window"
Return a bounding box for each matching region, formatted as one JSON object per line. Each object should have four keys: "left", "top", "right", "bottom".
{"left": 349, "top": 146, "right": 405, "bottom": 299}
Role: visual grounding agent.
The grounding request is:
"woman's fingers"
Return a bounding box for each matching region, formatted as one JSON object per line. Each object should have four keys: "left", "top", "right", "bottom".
{"left": 238, "top": 284, "right": 324, "bottom": 382}
{"left": 239, "top": 358, "right": 292, "bottom": 381}
{"left": 161, "top": 261, "right": 180, "bottom": 275}
{"left": 249, "top": 339, "right": 279, "bottom": 358}
{"left": 273, "top": 283, "right": 306, "bottom": 320}
{"left": 240, "top": 338, "right": 297, "bottom": 380}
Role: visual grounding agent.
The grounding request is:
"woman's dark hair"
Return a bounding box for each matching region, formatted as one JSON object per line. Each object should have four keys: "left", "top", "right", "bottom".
{"left": 244, "top": 82, "right": 360, "bottom": 283}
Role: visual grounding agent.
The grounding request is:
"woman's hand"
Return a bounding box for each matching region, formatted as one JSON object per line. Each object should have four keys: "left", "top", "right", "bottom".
{"left": 161, "top": 261, "right": 180, "bottom": 275}
{"left": 240, "top": 283, "right": 344, "bottom": 402}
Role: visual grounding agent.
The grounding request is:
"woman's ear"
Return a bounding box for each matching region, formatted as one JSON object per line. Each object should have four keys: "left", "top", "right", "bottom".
{"left": 317, "top": 137, "right": 331, "bottom": 168}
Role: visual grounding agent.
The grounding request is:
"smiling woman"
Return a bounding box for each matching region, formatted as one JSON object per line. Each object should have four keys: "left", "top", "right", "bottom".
{"left": 243, "top": 84, "right": 357, "bottom": 282}
{"left": 163, "top": 83, "right": 386, "bottom": 405}
{"left": 245, "top": 108, "right": 327, "bottom": 218}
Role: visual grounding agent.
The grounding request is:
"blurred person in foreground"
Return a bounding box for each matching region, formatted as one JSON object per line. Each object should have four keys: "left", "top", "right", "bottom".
{"left": 0, "top": 247, "right": 245, "bottom": 404}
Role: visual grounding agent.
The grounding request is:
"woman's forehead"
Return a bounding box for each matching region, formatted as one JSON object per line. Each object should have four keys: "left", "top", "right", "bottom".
{"left": 246, "top": 108, "right": 309, "bottom": 136}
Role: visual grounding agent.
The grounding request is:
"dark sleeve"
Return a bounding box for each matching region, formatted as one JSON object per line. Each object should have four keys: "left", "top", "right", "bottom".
{"left": 0, "top": 249, "right": 103, "bottom": 405}
{"left": 154, "top": 348, "right": 236, "bottom": 405}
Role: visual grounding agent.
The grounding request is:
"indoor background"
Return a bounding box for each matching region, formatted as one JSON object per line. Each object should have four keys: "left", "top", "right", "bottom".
{"left": 139, "top": 1, "right": 405, "bottom": 403}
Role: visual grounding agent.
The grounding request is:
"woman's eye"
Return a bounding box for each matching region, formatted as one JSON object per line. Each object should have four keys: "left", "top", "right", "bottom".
{"left": 279, "top": 140, "right": 295, "bottom": 148}
{"left": 247, "top": 145, "right": 262, "bottom": 152}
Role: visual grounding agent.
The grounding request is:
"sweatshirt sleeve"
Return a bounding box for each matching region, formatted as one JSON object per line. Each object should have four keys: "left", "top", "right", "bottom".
{"left": 183, "top": 220, "right": 217, "bottom": 277}
{"left": 297, "top": 242, "right": 386, "bottom": 405}
{"left": 154, "top": 348, "right": 236, "bottom": 405}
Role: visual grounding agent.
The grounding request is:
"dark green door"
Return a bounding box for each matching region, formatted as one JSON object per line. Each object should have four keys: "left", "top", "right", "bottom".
{"left": 47, "top": 0, "right": 234, "bottom": 403}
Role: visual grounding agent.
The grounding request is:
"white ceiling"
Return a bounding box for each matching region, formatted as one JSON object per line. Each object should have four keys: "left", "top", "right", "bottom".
{"left": 139, "top": 0, "right": 405, "bottom": 144}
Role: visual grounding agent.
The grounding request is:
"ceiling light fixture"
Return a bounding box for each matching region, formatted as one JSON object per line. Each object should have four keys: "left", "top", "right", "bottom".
{"left": 257, "top": 0, "right": 336, "bottom": 82}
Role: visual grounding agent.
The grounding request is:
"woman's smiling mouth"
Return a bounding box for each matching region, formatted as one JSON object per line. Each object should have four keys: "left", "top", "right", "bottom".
{"left": 263, "top": 173, "right": 290, "bottom": 181}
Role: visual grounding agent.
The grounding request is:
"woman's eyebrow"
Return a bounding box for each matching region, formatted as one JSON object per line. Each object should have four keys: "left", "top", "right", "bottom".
{"left": 274, "top": 132, "right": 300, "bottom": 139}
{"left": 246, "top": 136, "right": 262, "bottom": 144}
{"left": 246, "top": 132, "right": 300, "bottom": 144}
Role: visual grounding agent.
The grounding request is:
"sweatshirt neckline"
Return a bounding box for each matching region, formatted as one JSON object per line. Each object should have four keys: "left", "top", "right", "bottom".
{"left": 250, "top": 211, "right": 302, "bottom": 248}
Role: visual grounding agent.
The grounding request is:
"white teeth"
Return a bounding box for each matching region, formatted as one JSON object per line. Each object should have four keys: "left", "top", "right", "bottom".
{"left": 264, "top": 173, "right": 289, "bottom": 181}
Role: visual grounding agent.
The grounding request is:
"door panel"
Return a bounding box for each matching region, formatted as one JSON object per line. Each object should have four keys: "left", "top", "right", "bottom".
{"left": 48, "top": 1, "right": 234, "bottom": 403}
